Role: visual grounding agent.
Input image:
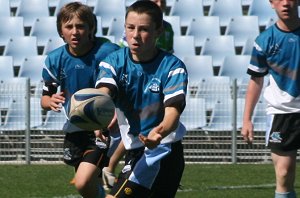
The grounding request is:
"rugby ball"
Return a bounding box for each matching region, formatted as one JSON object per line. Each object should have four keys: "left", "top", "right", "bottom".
{"left": 69, "top": 88, "right": 115, "bottom": 130}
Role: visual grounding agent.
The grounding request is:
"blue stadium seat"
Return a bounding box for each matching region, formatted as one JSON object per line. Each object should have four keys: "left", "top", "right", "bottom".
{"left": 208, "top": 0, "right": 243, "bottom": 28}
{"left": 200, "top": 35, "right": 236, "bottom": 69}
{"left": 196, "top": 76, "right": 231, "bottom": 111}
{"left": 218, "top": 55, "right": 251, "bottom": 81}
{"left": 43, "top": 37, "right": 65, "bottom": 55}
{"left": 106, "top": 17, "right": 125, "bottom": 43}
{"left": 241, "top": 37, "right": 255, "bottom": 55}
{"left": 180, "top": 97, "right": 207, "bottom": 130}
{"left": 225, "top": 16, "right": 259, "bottom": 49}
{"left": 0, "top": 17, "right": 24, "bottom": 46}
{"left": 18, "top": 55, "right": 46, "bottom": 85}
{"left": 15, "top": 0, "right": 50, "bottom": 28}
{"left": 169, "top": 0, "right": 204, "bottom": 28}
{"left": 183, "top": 55, "right": 214, "bottom": 81}
{"left": 0, "top": 56, "right": 14, "bottom": 80}
{"left": 30, "top": 17, "right": 58, "bottom": 47}
{"left": 3, "top": 36, "right": 38, "bottom": 69}
{"left": 248, "top": 0, "right": 277, "bottom": 28}
{"left": 173, "top": 35, "right": 195, "bottom": 60}
{"left": 0, "top": 0, "right": 11, "bottom": 17}
{"left": 186, "top": 16, "right": 220, "bottom": 49}
{"left": 164, "top": 16, "right": 181, "bottom": 36}
{"left": 93, "top": 0, "right": 126, "bottom": 28}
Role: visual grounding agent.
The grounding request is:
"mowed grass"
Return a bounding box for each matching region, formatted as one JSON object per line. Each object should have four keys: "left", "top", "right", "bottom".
{"left": 1, "top": 163, "right": 300, "bottom": 198}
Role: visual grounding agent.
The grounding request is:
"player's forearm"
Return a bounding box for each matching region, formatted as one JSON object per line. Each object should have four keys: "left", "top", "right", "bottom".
{"left": 156, "top": 106, "right": 180, "bottom": 138}
{"left": 243, "top": 77, "right": 264, "bottom": 121}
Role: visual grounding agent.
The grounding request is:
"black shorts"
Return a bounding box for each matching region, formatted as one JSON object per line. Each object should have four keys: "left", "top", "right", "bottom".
{"left": 267, "top": 113, "right": 300, "bottom": 152}
{"left": 109, "top": 141, "right": 185, "bottom": 198}
{"left": 63, "top": 131, "right": 109, "bottom": 170}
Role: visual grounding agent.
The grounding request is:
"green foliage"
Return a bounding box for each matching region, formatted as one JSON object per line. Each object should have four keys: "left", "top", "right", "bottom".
{"left": 0, "top": 163, "right": 300, "bottom": 198}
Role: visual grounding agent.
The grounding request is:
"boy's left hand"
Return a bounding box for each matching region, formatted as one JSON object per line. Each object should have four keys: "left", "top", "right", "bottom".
{"left": 139, "top": 126, "right": 163, "bottom": 149}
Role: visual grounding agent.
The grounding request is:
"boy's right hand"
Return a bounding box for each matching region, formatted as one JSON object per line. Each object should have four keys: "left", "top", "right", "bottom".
{"left": 241, "top": 120, "right": 254, "bottom": 145}
{"left": 50, "top": 92, "right": 65, "bottom": 112}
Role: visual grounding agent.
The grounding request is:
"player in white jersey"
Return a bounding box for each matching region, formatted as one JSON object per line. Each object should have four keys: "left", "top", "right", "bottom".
{"left": 242, "top": 0, "right": 300, "bottom": 197}
{"left": 96, "top": 1, "right": 188, "bottom": 197}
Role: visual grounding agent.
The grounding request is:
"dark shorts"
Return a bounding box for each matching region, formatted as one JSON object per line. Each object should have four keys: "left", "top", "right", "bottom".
{"left": 267, "top": 113, "right": 300, "bottom": 152}
{"left": 109, "top": 141, "right": 185, "bottom": 198}
{"left": 63, "top": 131, "right": 109, "bottom": 170}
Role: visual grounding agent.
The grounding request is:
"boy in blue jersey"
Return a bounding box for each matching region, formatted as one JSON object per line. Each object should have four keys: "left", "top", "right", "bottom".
{"left": 96, "top": 1, "right": 188, "bottom": 197}
{"left": 101, "top": 0, "right": 175, "bottom": 191}
{"left": 40, "top": 2, "right": 119, "bottom": 198}
{"left": 242, "top": 0, "right": 300, "bottom": 197}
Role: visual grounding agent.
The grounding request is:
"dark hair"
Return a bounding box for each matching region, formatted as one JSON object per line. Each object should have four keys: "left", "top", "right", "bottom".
{"left": 126, "top": 0, "right": 163, "bottom": 29}
{"left": 56, "top": 2, "right": 95, "bottom": 38}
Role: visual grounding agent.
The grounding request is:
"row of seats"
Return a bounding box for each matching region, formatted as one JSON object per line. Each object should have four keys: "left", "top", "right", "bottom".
{"left": 181, "top": 97, "right": 266, "bottom": 131}
{"left": 0, "top": 53, "right": 251, "bottom": 82}
{"left": 1, "top": 0, "right": 277, "bottom": 29}
{"left": 0, "top": 35, "right": 253, "bottom": 69}
{"left": 0, "top": 77, "right": 266, "bottom": 131}
{"left": 0, "top": 15, "right": 264, "bottom": 48}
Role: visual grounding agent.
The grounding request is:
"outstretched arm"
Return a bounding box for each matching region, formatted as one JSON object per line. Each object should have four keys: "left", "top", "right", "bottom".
{"left": 139, "top": 106, "right": 180, "bottom": 149}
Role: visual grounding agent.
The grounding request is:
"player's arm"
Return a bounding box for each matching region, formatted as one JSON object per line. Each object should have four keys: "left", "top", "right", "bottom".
{"left": 41, "top": 82, "right": 65, "bottom": 112}
{"left": 139, "top": 106, "right": 181, "bottom": 149}
{"left": 241, "top": 76, "right": 264, "bottom": 144}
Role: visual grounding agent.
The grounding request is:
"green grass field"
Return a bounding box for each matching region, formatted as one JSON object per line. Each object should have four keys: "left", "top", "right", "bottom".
{"left": 0, "top": 163, "right": 300, "bottom": 198}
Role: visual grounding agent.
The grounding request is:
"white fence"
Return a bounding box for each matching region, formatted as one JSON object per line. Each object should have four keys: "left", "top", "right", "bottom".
{"left": 0, "top": 77, "right": 297, "bottom": 164}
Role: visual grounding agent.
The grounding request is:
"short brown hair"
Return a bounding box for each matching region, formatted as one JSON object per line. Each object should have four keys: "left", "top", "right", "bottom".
{"left": 56, "top": 2, "right": 95, "bottom": 38}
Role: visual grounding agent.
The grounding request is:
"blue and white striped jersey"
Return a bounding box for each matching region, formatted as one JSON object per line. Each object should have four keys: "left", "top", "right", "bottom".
{"left": 42, "top": 40, "right": 120, "bottom": 132}
{"left": 96, "top": 47, "right": 188, "bottom": 149}
{"left": 247, "top": 24, "right": 300, "bottom": 114}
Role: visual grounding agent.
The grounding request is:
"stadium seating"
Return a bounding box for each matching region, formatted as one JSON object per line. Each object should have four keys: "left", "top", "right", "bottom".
{"left": 196, "top": 76, "right": 231, "bottom": 111}
{"left": 3, "top": 36, "right": 38, "bottom": 70}
{"left": 30, "top": 17, "right": 58, "bottom": 47}
{"left": 43, "top": 37, "right": 65, "bottom": 55}
{"left": 93, "top": 0, "right": 126, "bottom": 28}
{"left": 0, "top": 56, "right": 14, "bottom": 80}
{"left": 0, "top": 17, "right": 24, "bottom": 46}
{"left": 183, "top": 55, "right": 214, "bottom": 81}
{"left": 225, "top": 16, "right": 259, "bottom": 49}
{"left": 0, "top": 0, "right": 11, "bottom": 17}
{"left": 218, "top": 55, "right": 251, "bottom": 81}
{"left": 185, "top": 16, "right": 221, "bottom": 50}
{"left": 173, "top": 35, "right": 195, "bottom": 60}
{"left": 15, "top": 0, "right": 50, "bottom": 28}
{"left": 18, "top": 55, "right": 46, "bottom": 85}
{"left": 241, "top": 37, "right": 255, "bottom": 55}
{"left": 164, "top": 15, "right": 181, "bottom": 36}
{"left": 180, "top": 97, "right": 207, "bottom": 130}
{"left": 208, "top": 0, "right": 243, "bottom": 28}
{"left": 38, "top": 110, "right": 67, "bottom": 131}
{"left": 95, "top": 16, "right": 103, "bottom": 37}
{"left": 106, "top": 17, "right": 125, "bottom": 43}
{"left": 248, "top": 0, "right": 277, "bottom": 28}
{"left": 200, "top": 35, "right": 236, "bottom": 69}
{"left": 169, "top": 0, "right": 204, "bottom": 28}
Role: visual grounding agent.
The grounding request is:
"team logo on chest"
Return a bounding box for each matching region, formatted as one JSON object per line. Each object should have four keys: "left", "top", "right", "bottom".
{"left": 146, "top": 78, "right": 161, "bottom": 93}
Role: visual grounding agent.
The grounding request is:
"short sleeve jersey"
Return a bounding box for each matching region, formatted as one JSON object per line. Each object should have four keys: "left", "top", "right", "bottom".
{"left": 42, "top": 40, "right": 120, "bottom": 132}
{"left": 96, "top": 48, "right": 187, "bottom": 148}
{"left": 247, "top": 24, "right": 300, "bottom": 114}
